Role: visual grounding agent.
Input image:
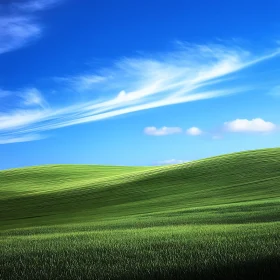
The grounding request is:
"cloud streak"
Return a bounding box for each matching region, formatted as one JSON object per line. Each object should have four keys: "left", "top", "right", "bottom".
{"left": 0, "top": 134, "right": 44, "bottom": 144}
{"left": 1, "top": 42, "right": 280, "bottom": 144}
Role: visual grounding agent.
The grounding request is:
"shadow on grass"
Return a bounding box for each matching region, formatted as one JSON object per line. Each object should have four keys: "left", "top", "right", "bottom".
{"left": 1, "top": 256, "right": 280, "bottom": 280}
{"left": 116, "top": 256, "right": 280, "bottom": 280}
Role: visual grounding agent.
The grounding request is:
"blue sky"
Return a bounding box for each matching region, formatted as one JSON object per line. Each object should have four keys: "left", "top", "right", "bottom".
{"left": 1, "top": 0, "right": 280, "bottom": 169}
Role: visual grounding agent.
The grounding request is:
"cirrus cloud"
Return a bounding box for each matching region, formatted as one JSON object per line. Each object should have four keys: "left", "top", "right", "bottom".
{"left": 0, "top": 134, "right": 44, "bottom": 144}
{"left": 20, "top": 88, "right": 48, "bottom": 108}
{"left": 1, "top": 42, "right": 280, "bottom": 144}
{"left": 0, "top": 0, "right": 64, "bottom": 55}
{"left": 13, "top": 0, "right": 63, "bottom": 12}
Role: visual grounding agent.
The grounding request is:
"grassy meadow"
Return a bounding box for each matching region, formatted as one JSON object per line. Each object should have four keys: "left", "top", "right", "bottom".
{"left": 1, "top": 148, "right": 280, "bottom": 279}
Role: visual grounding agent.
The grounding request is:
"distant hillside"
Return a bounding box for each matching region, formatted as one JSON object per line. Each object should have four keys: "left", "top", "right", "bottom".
{"left": 1, "top": 147, "right": 280, "bottom": 230}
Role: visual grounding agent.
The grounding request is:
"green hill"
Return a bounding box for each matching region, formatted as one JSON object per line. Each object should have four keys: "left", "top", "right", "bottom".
{"left": 1, "top": 148, "right": 280, "bottom": 279}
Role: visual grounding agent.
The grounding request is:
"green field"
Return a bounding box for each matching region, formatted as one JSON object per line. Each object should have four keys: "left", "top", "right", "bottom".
{"left": 1, "top": 148, "right": 280, "bottom": 279}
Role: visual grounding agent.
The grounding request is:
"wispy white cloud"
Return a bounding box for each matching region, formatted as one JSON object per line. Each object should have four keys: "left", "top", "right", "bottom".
{"left": 224, "top": 118, "right": 277, "bottom": 133}
{"left": 13, "top": 0, "right": 62, "bottom": 12}
{"left": 20, "top": 88, "right": 48, "bottom": 108}
{"left": 186, "top": 127, "right": 203, "bottom": 136}
{"left": 144, "top": 126, "right": 182, "bottom": 136}
{"left": 0, "top": 0, "right": 63, "bottom": 54}
{"left": 0, "top": 16, "right": 41, "bottom": 54}
{"left": 0, "top": 134, "right": 44, "bottom": 144}
{"left": 1, "top": 42, "right": 280, "bottom": 144}
{"left": 57, "top": 74, "right": 109, "bottom": 92}
{"left": 0, "top": 109, "right": 47, "bottom": 131}
{"left": 156, "top": 159, "right": 189, "bottom": 165}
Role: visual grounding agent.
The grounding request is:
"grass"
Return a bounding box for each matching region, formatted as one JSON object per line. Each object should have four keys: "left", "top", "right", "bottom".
{"left": 1, "top": 147, "right": 280, "bottom": 279}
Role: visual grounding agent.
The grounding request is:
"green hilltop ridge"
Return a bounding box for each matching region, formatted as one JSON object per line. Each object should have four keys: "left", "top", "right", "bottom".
{"left": 1, "top": 147, "right": 280, "bottom": 279}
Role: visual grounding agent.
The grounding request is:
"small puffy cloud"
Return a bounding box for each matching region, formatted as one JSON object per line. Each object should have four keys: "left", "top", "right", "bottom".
{"left": 144, "top": 126, "right": 182, "bottom": 136}
{"left": 157, "top": 159, "right": 189, "bottom": 165}
{"left": 224, "top": 118, "right": 276, "bottom": 133}
{"left": 186, "top": 127, "right": 203, "bottom": 136}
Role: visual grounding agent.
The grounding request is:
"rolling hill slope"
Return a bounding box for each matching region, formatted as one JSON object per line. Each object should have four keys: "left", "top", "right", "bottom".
{"left": 1, "top": 148, "right": 280, "bottom": 229}
{"left": 1, "top": 148, "right": 280, "bottom": 279}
